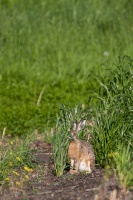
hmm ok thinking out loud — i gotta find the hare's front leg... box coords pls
[70,160,80,174]
[74,160,80,173]
[70,159,75,174]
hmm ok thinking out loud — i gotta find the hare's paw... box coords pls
[70,169,78,174]
[70,169,75,174]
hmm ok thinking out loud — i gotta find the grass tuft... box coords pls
[113,144,133,192]
[52,104,89,176]
[88,56,133,167]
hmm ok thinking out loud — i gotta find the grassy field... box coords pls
[0,0,133,135]
[0,0,133,194]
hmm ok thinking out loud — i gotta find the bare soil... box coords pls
[1,140,133,200]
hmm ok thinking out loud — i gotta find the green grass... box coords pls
[113,144,133,192]
[52,105,71,176]
[1,0,133,135]
[89,56,133,166]
[0,134,34,186]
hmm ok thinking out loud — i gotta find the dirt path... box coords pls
[1,141,133,200]
[25,141,103,200]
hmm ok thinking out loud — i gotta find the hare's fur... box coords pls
[68,120,95,174]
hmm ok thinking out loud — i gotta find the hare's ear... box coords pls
[71,121,77,131]
[76,119,86,132]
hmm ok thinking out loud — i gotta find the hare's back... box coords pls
[79,140,94,155]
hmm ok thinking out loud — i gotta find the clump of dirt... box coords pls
[1,140,133,200]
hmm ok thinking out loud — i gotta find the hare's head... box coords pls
[70,120,86,139]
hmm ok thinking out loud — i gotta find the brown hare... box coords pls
[68,120,95,174]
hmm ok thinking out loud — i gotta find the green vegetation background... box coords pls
[0,0,133,135]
